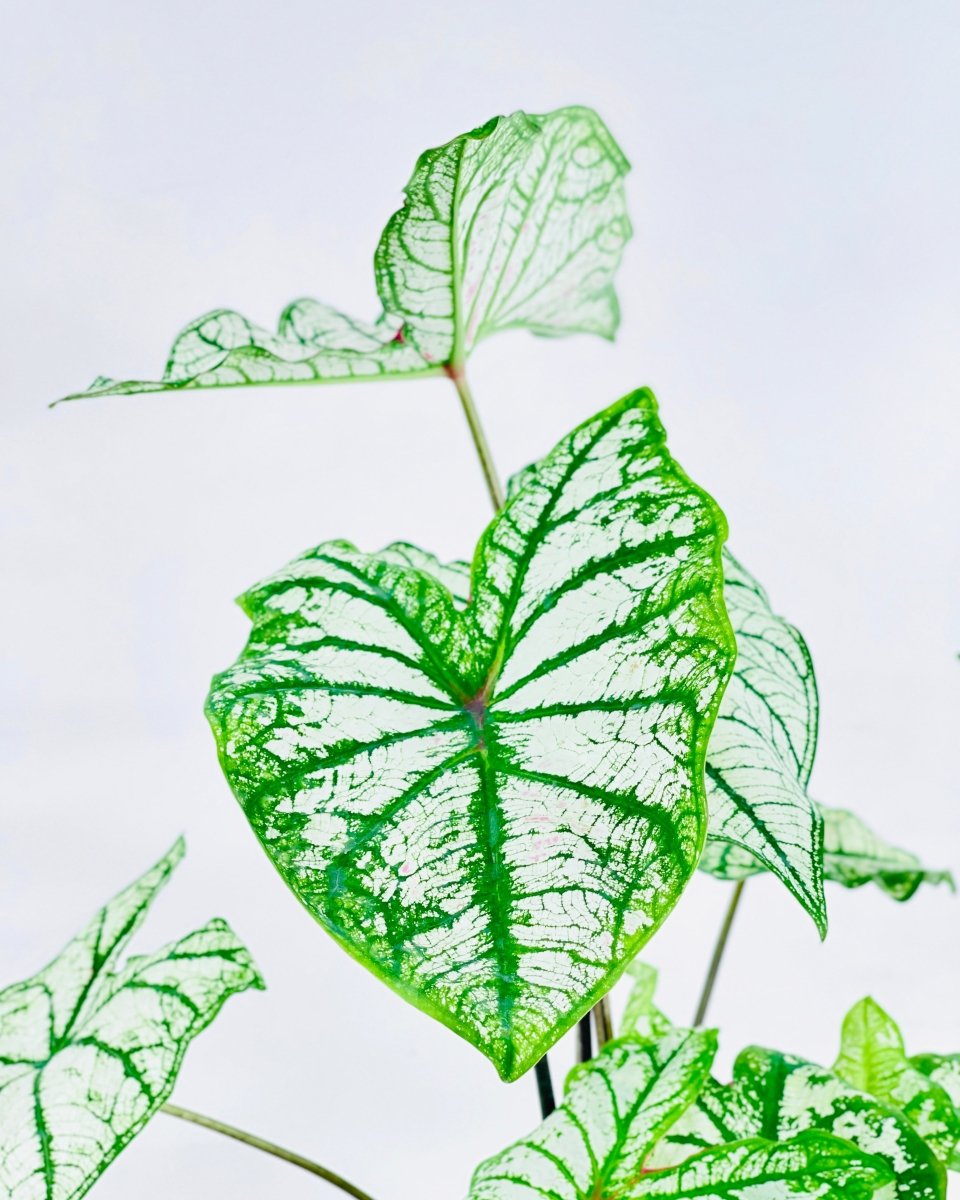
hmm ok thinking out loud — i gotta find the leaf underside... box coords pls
[54,107,631,404]
[700,551,826,934]
[205,389,735,1079]
[0,841,263,1200]
[834,998,960,1166]
[698,802,952,902]
[651,1043,946,1199]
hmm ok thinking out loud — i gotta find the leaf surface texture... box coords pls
[205,389,735,1078]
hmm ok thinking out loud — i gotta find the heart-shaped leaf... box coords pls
[698,803,952,902]
[635,1132,892,1199]
[465,1029,718,1199]
[650,1044,945,1199]
[0,840,263,1200]
[701,551,826,933]
[54,107,631,404]
[834,998,960,1165]
[205,389,735,1079]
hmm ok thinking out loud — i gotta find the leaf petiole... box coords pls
[446,365,505,511]
[693,879,746,1026]
[162,1104,379,1200]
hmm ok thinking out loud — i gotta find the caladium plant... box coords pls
[35,102,954,1199]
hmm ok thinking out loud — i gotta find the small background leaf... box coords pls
[698,802,952,902]
[0,842,263,1200]
[834,998,960,1165]
[701,550,826,934]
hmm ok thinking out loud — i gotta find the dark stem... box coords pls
[693,880,746,1026]
[592,996,614,1048]
[534,1057,556,1118]
[447,365,505,511]
[161,1103,378,1200]
[576,1013,593,1063]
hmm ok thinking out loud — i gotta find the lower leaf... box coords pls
[466,1030,717,1199]
[635,1131,892,1198]
[0,842,263,1200]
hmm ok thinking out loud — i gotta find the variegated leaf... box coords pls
[912,1057,960,1171]
[650,1045,945,1199]
[54,107,630,404]
[0,841,263,1200]
[698,803,952,903]
[205,389,735,1079]
[635,1132,892,1198]
[702,551,825,934]
[466,1030,717,1199]
[834,998,960,1165]
[427,511,829,932]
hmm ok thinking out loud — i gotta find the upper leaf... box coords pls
[701,551,826,934]
[54,107,631,404]
[465,1029,718,1199]
[834,998,960,1166]
[634,1132,892,1199]
[205,389,735,1079]
[698,803,952,902]
[0,841,263,1200]
[651,1044,946,1199]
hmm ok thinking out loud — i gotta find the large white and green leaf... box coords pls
[466,1029,717,1199]
[698,803,951,902]
[652,1045,946,1199]
[834,998,960,1166]
[54,107,631,404]
[635,1132,892,1198]
[0,841,263,1200]
[701,551,826,934]
[205,389,735,1079]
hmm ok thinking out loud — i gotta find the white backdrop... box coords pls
[2,2,958,1197]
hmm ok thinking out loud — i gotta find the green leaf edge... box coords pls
[205,387,736,1081]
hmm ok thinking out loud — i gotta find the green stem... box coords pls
[161,1103,379,1200]
[693,880,746,1027]
[447,365,505,511]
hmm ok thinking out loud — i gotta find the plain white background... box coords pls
[2,2,958,1197]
